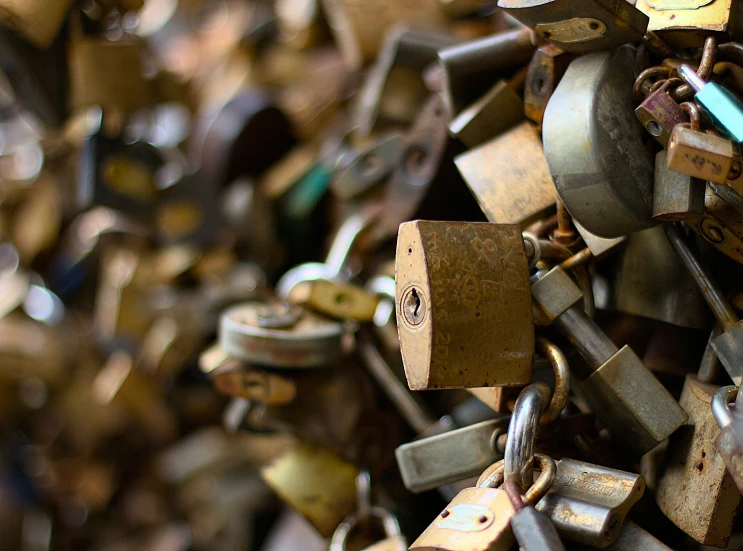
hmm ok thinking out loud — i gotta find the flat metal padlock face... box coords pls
[219,300,345,368]
[655,376,740,547]
[69,37,148,112]
[455,121,556,227]
[410,487,516,551]
[666,125,735,185]
[543,47,656,238]
[320,0,448,69]
[0,27,68,128]
[395,417,509,493]
[449,80,525,149]
[535,458,645,547]
[636,0,739,48]
[331,134,404,200]
[78,131,163,216]
[155,172,222,247]
[0,0,73,49]
[260,442,359,537]
[652,150,706,222]
[597,226,709,329]
[497,0,648,54]
[291,280,381,322]
[437,29,534,117]
[396,221,533,390]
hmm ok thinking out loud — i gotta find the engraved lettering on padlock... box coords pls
[396,221,533,390]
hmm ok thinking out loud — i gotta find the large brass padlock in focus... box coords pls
[396,221,534,390]
[497,0,649,53]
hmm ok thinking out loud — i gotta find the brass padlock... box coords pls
[69,36,149,112]
[290,279,381,322]
[524,44,574,127]
[448,80,524,149]
[655,376,740,547]
[212,368,298,406]
[0,0,73,49]
[667,103,737,185]
[497,0,649,53]
[635,79,688,147]
[260,442,360,537]
[396,221,533,390]
[636,0,740,49]
[410,455,556,551]
[455,121,557,227]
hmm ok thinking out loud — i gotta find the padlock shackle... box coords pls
[536,338,570,424]
[712,385,738,429]
[504,382,550,490]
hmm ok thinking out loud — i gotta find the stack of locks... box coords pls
[3,0,743,549]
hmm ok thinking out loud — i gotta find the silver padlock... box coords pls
[543,47,656,238]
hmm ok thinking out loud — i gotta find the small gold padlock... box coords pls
[410,455,556,551]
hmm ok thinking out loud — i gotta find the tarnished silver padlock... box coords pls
[543,47,656,238]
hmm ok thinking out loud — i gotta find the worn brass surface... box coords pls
[396,221,533,390]
[456,122,556,228]
[656,376,740,547]
[637,0,739,48]
[260,442,359,537]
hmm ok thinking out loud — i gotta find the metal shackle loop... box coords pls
[712,385,738,429]
[536,338,570,425]
[504,382,551,491]
[476,454,556,506]
[329,506,402,551]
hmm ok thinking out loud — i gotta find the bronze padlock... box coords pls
[396,221,533,390]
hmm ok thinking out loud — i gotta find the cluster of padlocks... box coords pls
[3,0,743,549]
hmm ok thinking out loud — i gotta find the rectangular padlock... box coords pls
[655,376,740,547]
[438,29,534,116]
[497,0,649,53]
[535,458,645,548]
[455,121,557,228]
[410,485,517,551]
[635,83,688,147]
[570,520,673,551]
[396,221,534,390]
[395,418,508,493]
[636,0,741,49]
[260,442,359,537]
[524,44,574,127]
[667,124,735,185]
